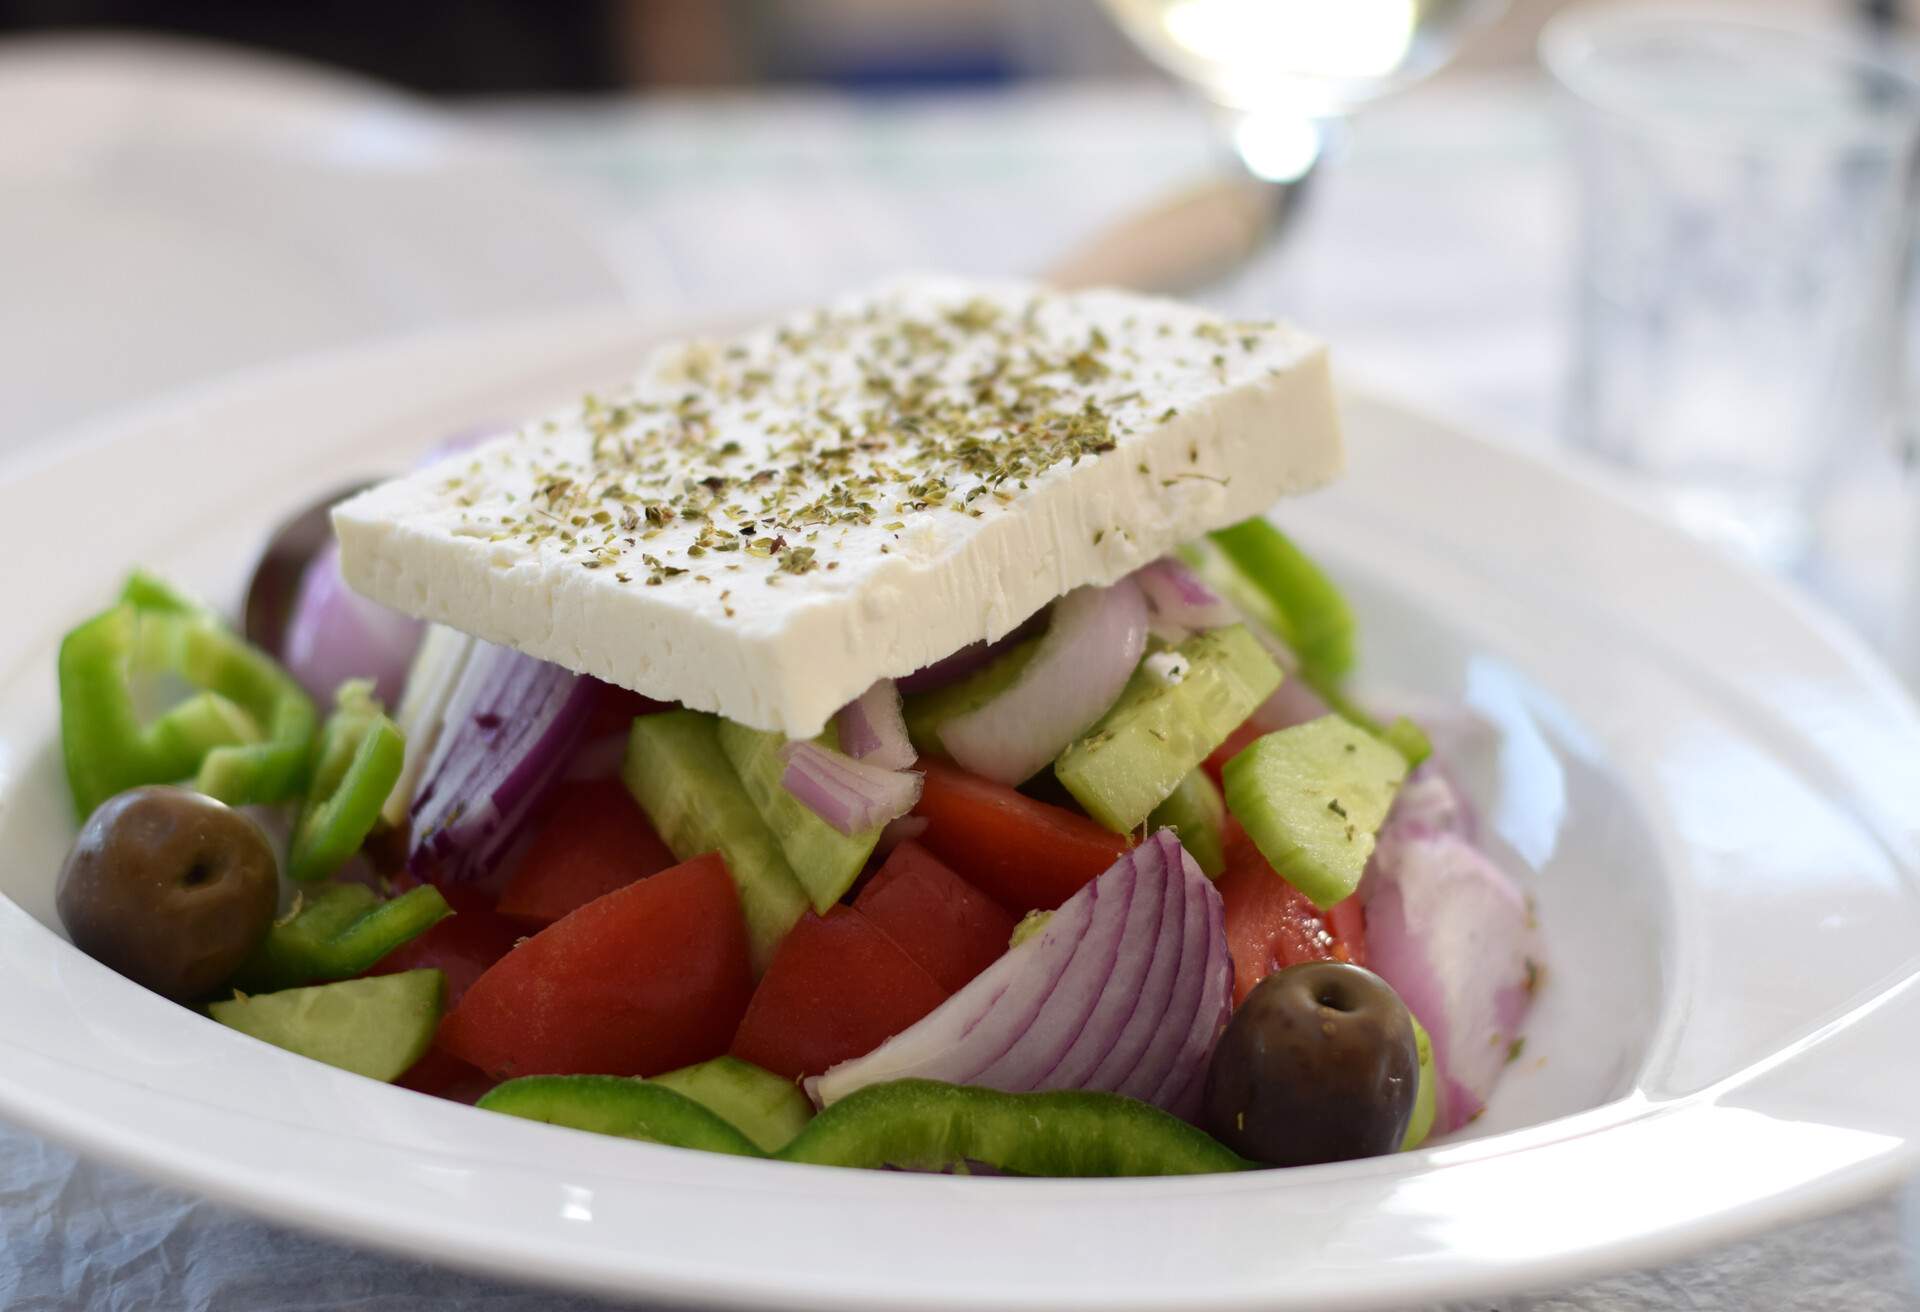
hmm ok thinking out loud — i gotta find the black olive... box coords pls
[57,786,279,1001]
[1203,961,1418,1167]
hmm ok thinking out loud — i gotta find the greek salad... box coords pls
[50,283,1537,1176]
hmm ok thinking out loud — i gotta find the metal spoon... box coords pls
[240,481,375,656]
[1043,166,1314,296]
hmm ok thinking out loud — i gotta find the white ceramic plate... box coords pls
[2,310,1918,1311]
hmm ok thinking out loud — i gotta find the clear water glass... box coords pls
[1543,5,1920,565]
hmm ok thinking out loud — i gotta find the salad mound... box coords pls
[50,507,1538,1175]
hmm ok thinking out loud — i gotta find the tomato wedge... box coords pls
[854,840,1015,992]
[1218,821,1367,1006]
[730,905,949,1082]
[912,759,1130,915]
[496,779,677,925]
[440,852,752,1080]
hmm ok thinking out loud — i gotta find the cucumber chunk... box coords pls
[651,1055,814,1153]
[211,969,442,1082]
[1148,768,1227,878]
[478,1074,765,1157]
[902,638,1039,758]
[623,710,808,973]
[717,720,881,914]
[1054,624,1280,834]
[1221,715,1407,909]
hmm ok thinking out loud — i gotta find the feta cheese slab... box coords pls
[334,276,1342,737]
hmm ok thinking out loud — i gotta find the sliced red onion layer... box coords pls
[835,680,915,771]
[282,540,424,708]
[940,581,1149,786]
[1246,673,1332,733]
[781,740,922,837]
[1363,830,1535,1134]
[1133,557,1238,642]
[808,829,1232,1122]
[407,641,596,887]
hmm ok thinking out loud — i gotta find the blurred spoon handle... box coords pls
[1042,173,1301,294]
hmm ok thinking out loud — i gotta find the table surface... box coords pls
[2,43,1916,1310]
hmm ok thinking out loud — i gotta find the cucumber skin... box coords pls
[716,721,880,915]
[778,1080,1250,1176]
[623,710,809,974]
[652,1055,814,1153]
[1054,624,1281,834]
[1402,1017,1436,1151]
[1220,714,1407,909]
[479,1075,764,1158]
[1148,769,1227,878]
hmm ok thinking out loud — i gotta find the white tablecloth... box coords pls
[2,49,1914,1310]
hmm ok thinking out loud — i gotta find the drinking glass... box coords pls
[1543,4,1920,565]
[1101,0,1509,182]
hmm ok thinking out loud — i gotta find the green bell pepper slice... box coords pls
[118,568,218,620]
[777,1081,1252,1176]
[59,602,316,820]
[232,882,451,993]
[1208,518,1356,687]
[288,681,405,883]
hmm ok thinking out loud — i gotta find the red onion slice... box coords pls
[940,581,1149,786]
[282,540,424,708]
[1134,557,1238,642]
[780,740,922,837]
[807,829,1230,1121]
[1364,831,1535,1134]
[407,641,595,887]
[835,680,915,771]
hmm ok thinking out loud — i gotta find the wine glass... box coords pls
[1102,0,1509,181]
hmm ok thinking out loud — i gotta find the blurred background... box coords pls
[4,1,1920,1307]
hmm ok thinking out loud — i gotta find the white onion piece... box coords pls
[380,625,477,828]
[1364,831,1535,1134]
[808,830,1231,1121]
[407,642,596,887]
[940,581,1149,786]
[1134,557,1238,642]
[1381,763,1476,843]
[873,814,930,857]
[835,679,915,771]
[282,540,424,709]
[780,741,922,837]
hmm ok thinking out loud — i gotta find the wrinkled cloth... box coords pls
[1,1118,1911,1310]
